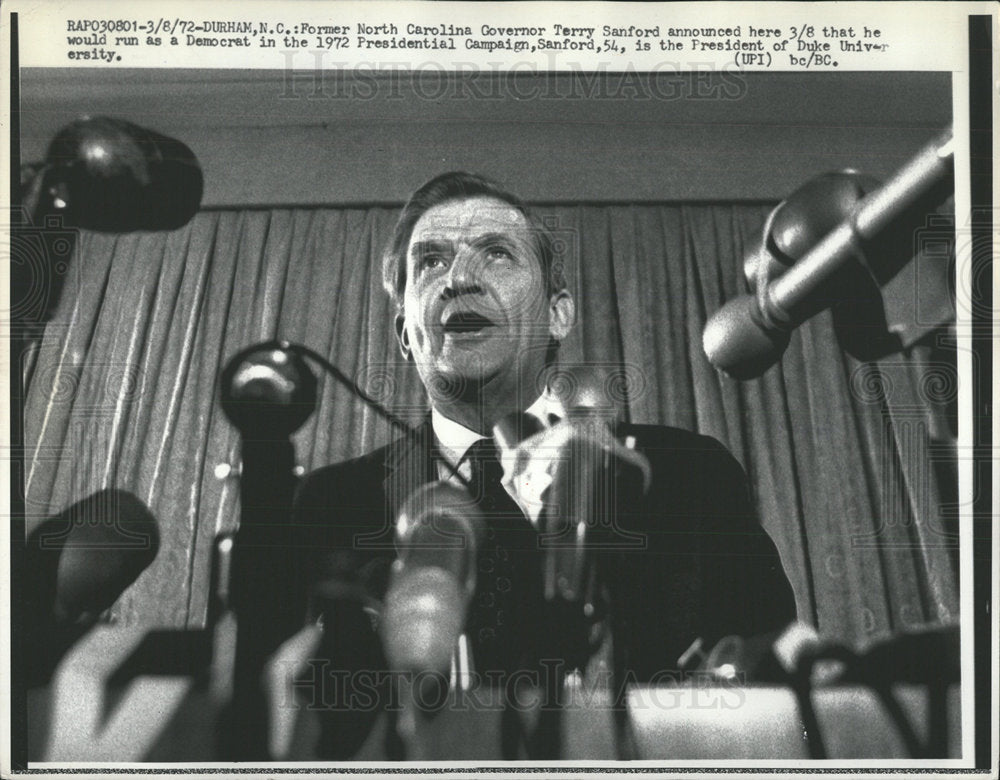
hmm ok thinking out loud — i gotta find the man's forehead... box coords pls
[409,196,530,242]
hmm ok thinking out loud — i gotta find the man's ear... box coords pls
[395,313,412,361]
[548,290,576,341]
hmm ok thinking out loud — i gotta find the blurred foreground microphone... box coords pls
[22,115,203,232]
[493,369,651,671]
[15,116,203,326]
[24,489,159,685]
[703,127,954,379]
[381,482,484,679]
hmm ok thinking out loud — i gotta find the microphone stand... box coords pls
[221,436,304,759]
[219,347,316,759]
[217,340,422,759]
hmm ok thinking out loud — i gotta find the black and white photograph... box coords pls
[2,1,995,774]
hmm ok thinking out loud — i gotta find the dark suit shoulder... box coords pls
[296,442,393,499]
[291,441,401,544]
[616,422,747,491]
[617,422,737,457]
[609,422,797,667]
[292,440,404,598]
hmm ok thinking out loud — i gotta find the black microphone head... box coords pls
[744,171,881,294]
[38,489,160,623]
[220,343,318,437]
[44,115,203,232]
[702,295,791,380]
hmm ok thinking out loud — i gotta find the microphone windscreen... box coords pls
[45,116,203,232]
[220,344,318,437]
[702,295,791,380]
[547,364,622,419]
[381,482,483,675]
[380,567,466,676]
[49,489,159,621]
[394,482,482,591]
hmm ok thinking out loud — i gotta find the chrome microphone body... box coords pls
[703,127,954,379]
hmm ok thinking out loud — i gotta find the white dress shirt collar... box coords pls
[431,392,560,473]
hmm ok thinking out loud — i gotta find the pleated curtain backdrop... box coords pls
[22,204,959,647]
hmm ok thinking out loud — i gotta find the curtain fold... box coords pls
[23,203,959,646]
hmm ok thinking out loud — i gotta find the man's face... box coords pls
[396,195,573,399]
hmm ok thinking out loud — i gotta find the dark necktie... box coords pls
[463,438,544,675]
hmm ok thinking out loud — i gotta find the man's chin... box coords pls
[436,344,501,378]
[422,361,502,406]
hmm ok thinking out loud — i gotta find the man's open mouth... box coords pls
[442,311,496,335]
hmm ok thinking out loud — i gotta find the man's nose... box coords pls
[442,246,484,296]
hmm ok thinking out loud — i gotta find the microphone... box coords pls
[218,342,318,759]
[492,377,651,672]
[221,340,416,438]
[25,489,159,683]
[491,393,652,760]
[703,127,954,379]
[28,489,159,624]
[380,482,484,678]
[14,116,203,327]
[216,339,418,758]
[220,342,318,440]
[24,115,203,232]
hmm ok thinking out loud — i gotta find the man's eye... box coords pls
[420,254,448,270]
[486,246,514,261]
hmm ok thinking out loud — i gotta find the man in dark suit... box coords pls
[292,171,795,757]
